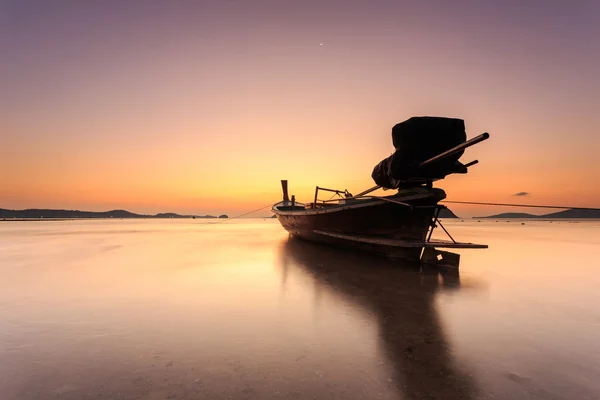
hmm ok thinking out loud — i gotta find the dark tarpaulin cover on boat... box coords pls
[372,153,400,188]
[372,117,467,188]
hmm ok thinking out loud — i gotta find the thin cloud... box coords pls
[512,192,530,197]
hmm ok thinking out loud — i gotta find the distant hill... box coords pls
[155,213,190,218]
[477,212,538,219]
[438,208,459,218]
[476,209,600,219]
[0,208,219,219]
[542,209,600,219]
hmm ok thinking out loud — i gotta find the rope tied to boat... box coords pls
[205,203,275,224]
[441,200,600,211]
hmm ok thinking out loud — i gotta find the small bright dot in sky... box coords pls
[320,43,323,46]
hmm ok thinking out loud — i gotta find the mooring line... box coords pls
[203,198,599,224]
[441,200,600,211]
[205,203,275,224]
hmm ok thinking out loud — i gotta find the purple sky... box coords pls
[2,0,600,215]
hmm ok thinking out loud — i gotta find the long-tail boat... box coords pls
[272,116,490,263]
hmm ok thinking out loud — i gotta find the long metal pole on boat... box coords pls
[419,132,489,168]
[354,185,381,198]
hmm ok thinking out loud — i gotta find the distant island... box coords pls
[0,208,228,220]
[438,208,459,218]
[475,209,600,219]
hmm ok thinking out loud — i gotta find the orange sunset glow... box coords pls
[3,1,600,217]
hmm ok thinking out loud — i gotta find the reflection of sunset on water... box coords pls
[1,219,599,399]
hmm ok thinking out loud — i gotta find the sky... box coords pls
[2,0,600,217]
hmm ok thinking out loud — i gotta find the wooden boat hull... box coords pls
[273,188,445,261]
[272,126,491,261]
[281,229,425,261]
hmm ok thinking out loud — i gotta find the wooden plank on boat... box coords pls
[313,230,488,249]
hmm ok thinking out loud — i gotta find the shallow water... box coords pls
[1,219,599,399]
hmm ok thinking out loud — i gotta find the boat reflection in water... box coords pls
[278,237,476,400]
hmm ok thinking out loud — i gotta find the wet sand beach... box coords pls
[1,219,599,399]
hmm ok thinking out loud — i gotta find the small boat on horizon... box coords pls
[272,116,490,264]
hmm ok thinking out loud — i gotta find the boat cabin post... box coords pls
[281,180,290,202]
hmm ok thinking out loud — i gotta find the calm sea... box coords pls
[1,219,599,400]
